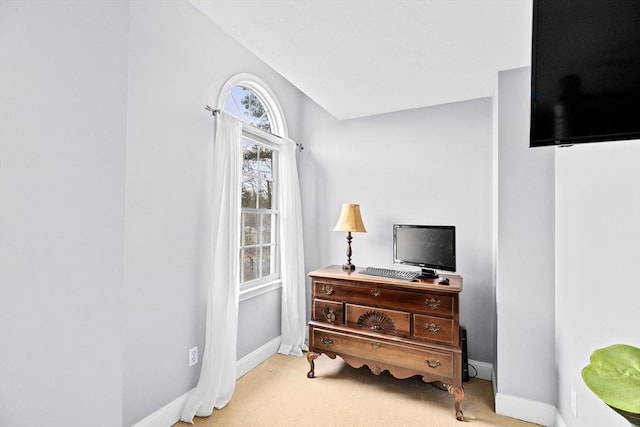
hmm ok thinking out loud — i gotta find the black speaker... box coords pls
[460,326,469,382]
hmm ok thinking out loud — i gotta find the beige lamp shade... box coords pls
[333,203,367,233]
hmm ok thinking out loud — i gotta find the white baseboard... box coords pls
[468,359,492,381]
[491,365,498,396]
[555,410,568,427]
[495,392,557,427]
[131,336,281,427]
[130,390,192,427]
[236,336,281,378]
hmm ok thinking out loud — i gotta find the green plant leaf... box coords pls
[582,344,640,414]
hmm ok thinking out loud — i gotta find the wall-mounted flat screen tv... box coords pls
[530,0,640,147]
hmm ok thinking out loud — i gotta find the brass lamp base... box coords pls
[342,262,355,272]
[342,231,356,272]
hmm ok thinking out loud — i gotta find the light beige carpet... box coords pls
[174,353,540,427]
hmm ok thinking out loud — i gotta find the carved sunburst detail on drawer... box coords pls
[356,311,397,334]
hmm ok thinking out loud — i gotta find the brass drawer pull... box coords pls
[324,308,336,323]
[425,359,441,369]
[370,342,381,349]
[425,298,441,309]
[321,284,334,295]
[371,288,382,297]
[425,322,441,334]
[320,336,334,346]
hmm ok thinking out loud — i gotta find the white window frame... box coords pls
[219,74,288,301]
[238,125,282,300]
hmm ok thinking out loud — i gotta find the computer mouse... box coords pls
[438,277,450,285]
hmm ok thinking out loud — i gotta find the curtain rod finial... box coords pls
[205,105,220,116]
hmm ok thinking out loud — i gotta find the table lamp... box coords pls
[333,203,367,271]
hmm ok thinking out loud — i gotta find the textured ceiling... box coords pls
[190,0,533,120]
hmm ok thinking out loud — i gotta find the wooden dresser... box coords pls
[306,265,465,421]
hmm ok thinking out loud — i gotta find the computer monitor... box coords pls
[393,224,456,278]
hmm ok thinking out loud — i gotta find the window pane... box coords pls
[261,214,275,244]
[258,179,272,209]
[243,143,259,174]
[224,86,249,120]
[258,119,271,133]
[246,92,260,120]
[261,246,274,277]
[242,213,259,245]
[243,90,271,132]
[241,247,259,282]
[257,147,273,209]
[241,176,257,208]
[224,86,272,133]
[258,147,273,180]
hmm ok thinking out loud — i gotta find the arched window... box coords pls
[219,74,287,298]
[219,73,287,138]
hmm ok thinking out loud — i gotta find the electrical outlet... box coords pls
[571,387,578,418]
[189,346,198,367]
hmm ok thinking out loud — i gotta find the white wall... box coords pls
[496,66,640,427]
[494,67,557,425]
[555,140,640,427]
[122,1,304,425]
[300,97,495,363]
[0,2,129,426]
[0,1,306,426]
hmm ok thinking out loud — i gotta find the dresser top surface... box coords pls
[309,265,462,293]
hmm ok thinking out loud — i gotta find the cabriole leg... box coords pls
[443,384,465,421]
[306,352,320,378]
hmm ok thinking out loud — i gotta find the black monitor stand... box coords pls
[417,268,438,279]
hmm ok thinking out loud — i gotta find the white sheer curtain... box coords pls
[181,112,242,423]
[277,138,308,356]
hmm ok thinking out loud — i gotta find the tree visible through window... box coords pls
[224,86,271,133]
[241,142,277,283]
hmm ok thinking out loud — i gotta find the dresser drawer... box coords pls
[313,278,455,317]
[310,327,454,379]
[413,314,456,346]
[312,299,344,325]
[313,279,350,300]
[345,304,410,337]
[394,292,455,317]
